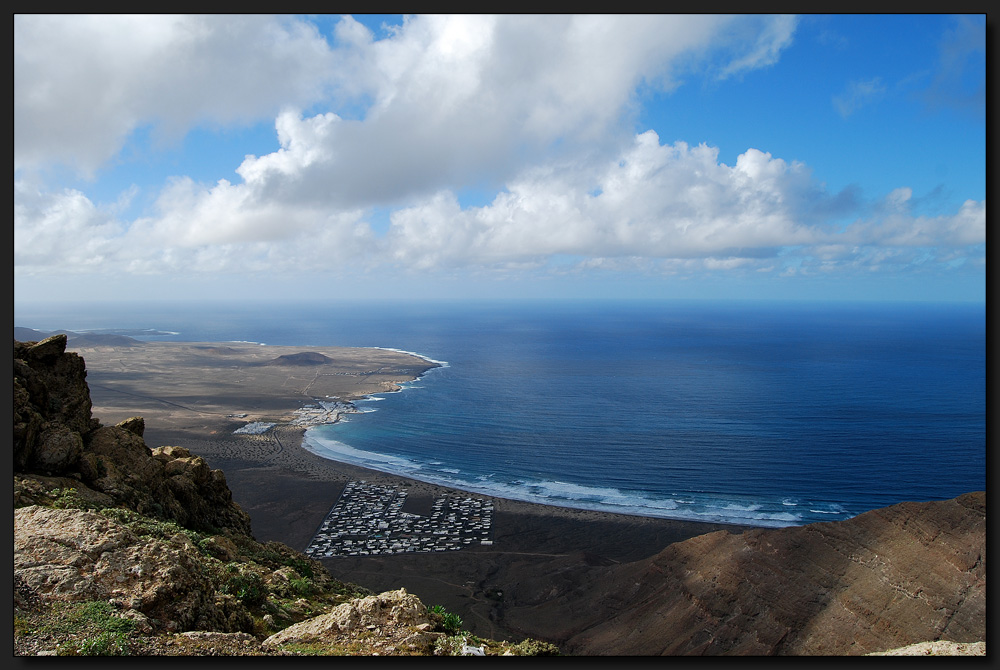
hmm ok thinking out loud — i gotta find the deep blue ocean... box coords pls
[15,299,985,527]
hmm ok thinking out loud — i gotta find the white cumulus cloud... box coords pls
[13,14,984,294]
[15,14,335,175]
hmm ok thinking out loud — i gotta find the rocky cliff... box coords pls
[15,334,253,536]
[13,335,557,657]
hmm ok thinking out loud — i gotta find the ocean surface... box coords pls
[15,299,985,528]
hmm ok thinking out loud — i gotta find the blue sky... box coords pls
[14,14,986,304]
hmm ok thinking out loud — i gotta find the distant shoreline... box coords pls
[60,337,749,537]
[45,334,753,642]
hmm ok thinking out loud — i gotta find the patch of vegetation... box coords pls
[29,601,134,638]
[282,556,315,580]
[233,539,329,581]
[289,577,315,597]
[433,634,472,656]
[62,630,133,656]
[219,563,267,607]
[98,506,209,552]
[432,631,561,657]
[16,600,137,656]
[428,605,463,635]
[506,638,561,656]
[277,642,333,656]
[50,487,102,511]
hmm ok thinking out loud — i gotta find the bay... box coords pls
[15,299,985,527]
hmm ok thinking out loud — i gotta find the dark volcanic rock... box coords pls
[14,335,94,471]
[265,351,334,366]
[14,336,253,537]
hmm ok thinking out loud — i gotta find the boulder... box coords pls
[263,588,433,649]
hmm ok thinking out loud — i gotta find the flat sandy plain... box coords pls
[69,339,749,643]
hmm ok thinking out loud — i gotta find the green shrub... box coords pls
[99,507,206,547]
[51,487,101,511]
[429,605,463,635]
[219,564,267,607]
[510,638,561,656]
[442,612,463,635]
[289,577,314,597]
[68,631,133,656]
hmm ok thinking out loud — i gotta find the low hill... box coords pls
[64,333,141,347]
[263,352,335,366]
[14,327,52,341]
[14,327,141,348]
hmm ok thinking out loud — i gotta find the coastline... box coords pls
[71,338,754,642]
[141,419,754,643]
[148,422,751,558]
[70,336,753,553]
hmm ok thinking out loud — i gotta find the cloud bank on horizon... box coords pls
[14,14,986,302]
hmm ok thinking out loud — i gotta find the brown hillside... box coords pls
[523,492,985,655]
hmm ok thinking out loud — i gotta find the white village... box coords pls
[304,480,494,558]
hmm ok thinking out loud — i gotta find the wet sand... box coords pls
[73,340,751,643]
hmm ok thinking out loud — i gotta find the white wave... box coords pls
[719,503,762,512]
[373,346,449,368]
[302,431,423,474]
[301,431,833,528]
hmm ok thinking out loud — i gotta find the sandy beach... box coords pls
[72,339,751,643]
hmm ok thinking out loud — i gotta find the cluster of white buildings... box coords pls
[232,421,277,435]
[304,480,494,558]
[289,400,355,427]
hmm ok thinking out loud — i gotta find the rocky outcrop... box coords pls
[14,506,249,634]
[868,640,985,656]
[522,491,985,656]
[14,335,95,471]
[14,335,252,536]
[263,589,442,654]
